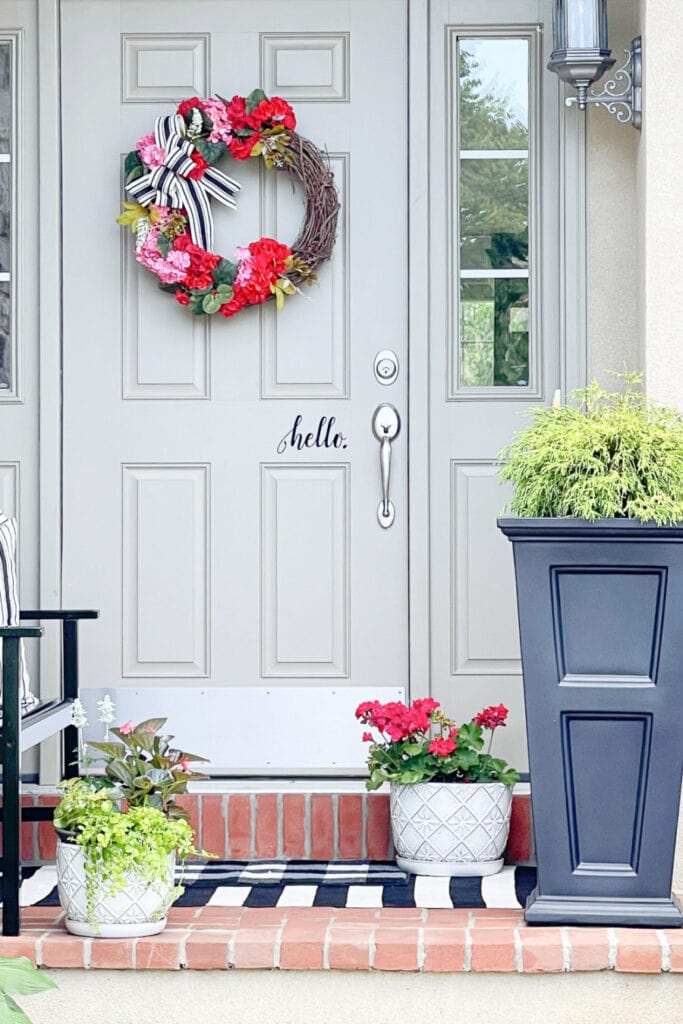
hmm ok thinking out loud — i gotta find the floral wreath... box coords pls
[118,90,339,318]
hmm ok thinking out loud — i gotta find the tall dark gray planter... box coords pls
[498,517,683,927]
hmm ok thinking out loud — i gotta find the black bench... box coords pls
[0,610,98,935]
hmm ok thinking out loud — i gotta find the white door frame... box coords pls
[36,0,588,779]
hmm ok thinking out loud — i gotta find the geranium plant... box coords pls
[355,698,519,790]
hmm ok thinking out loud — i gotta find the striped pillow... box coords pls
[0,514,36,710]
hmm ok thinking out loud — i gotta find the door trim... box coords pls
[407,0,431,698]
[38,0,62,780]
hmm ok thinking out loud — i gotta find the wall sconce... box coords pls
[548,0,642,129]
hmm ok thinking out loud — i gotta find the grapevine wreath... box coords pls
[118,90,339,318]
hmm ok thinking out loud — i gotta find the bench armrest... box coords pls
[0,626,43,638]
[20,610,99,621]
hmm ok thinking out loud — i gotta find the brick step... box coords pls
[1,905,679,973]
[15,789,533,865]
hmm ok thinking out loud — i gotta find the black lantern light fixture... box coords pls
[548,0,642,129]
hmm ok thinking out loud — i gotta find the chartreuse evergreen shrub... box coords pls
[498,372,683,524]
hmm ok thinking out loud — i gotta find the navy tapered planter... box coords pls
[499,517,683,927]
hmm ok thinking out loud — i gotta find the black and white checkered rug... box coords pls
[6,862,536,910]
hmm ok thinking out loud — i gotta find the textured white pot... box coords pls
[56,839,176,938]
[390,781,513,876]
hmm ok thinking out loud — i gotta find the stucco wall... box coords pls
[637,0,683,408]
[586,0,640,384]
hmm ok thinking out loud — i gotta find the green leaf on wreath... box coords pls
[202,293,222,315]
[156,232,172,258]
[124,150,143,177]
[158,282,179,294]
[212,259,237,287]
[125,164,145,185]
[215,284,234,304]
[245,88,268,114]
[195,138,227,165]
[188,295,207,315]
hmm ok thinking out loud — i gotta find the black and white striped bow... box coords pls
[126,114,240,251]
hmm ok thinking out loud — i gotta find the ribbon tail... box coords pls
[125,172,157,207]
[202,167,241,209]
[176,177,212,250]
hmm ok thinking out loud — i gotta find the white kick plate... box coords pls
[79,686,405,776]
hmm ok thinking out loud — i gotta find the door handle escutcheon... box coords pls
[372,404,401,528]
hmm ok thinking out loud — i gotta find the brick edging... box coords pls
[3,907,680,973]
[12,791,534,865]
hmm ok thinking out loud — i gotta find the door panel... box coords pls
[429,0,563,771]
[60,0,408,773]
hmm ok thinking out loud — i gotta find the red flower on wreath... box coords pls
[224,95,248,131]
[247,97,296,131]
[220,291,248,318]
[187,151,210,179]
[173,234,221,292]
[177,96,206,118]
[229,133,261,160]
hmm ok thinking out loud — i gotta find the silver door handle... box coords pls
[372,404,401,528]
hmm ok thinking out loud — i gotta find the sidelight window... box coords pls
[453,34,536,392]
[0,38,13,393]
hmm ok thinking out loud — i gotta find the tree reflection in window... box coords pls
[457,40,531,389]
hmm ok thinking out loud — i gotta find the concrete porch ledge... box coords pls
[2,905,681,974]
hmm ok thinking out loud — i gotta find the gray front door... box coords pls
[59,0,409,773]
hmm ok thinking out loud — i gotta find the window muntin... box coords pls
[454,35,533,391]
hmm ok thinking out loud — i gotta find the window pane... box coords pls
[459,278,529,388]
[460,157,528,269]
[0,281,10,390]
[0,42,10,154]
[459,38,528,150]
[0,162,10,274]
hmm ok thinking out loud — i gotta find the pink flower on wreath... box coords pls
[428,737,456,757]
[136,229,189,285]
[136,133,165,169]
[474,704,509,730]
[119,721,135,735]
[362,732,374,743]
[203,98,234,145]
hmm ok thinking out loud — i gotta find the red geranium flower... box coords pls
[229,133,260,160]
[428,737,456,757]
[173,234,221,292]
[174,290,190,306]
[224,95,248,131]
[187,151,210,180]
[474,704,509,730]
[177,97,206,119]
[220,290,248,318]
[247,96,296,131]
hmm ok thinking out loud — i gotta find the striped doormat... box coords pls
[6,862,536,910]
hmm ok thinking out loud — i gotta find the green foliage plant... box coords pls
[86,717,209,820]
[355,699,519,791]
[54,779,207,925]
[0,957,56,1024]
[498,372,683,524]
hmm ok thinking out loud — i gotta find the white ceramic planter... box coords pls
[56,839,176,937]
[390,781,513,876]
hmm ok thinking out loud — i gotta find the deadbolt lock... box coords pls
[374,350,399,386]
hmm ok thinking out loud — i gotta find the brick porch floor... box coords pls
[1,905,681,974]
